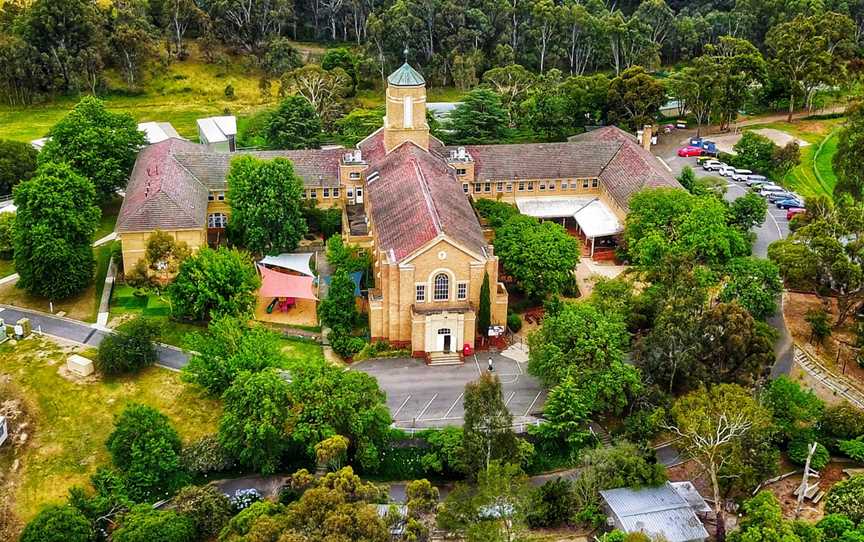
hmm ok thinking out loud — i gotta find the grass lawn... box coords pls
[742,118,844,200]
[0,259,13,278]
[94,197,122,241]
[279,336,325,366]
[0,337,221,524]
[0,241,117,322]
[108,283,204,348]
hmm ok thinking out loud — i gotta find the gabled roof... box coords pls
[365,142,487,262]
[117,138,210,232]
[577,126,681,212]
[464,141,621,182]
[197,116,236,143]
[600,482,709,542]
[387,63,425,86]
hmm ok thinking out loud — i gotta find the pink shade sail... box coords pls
[257,264,318,300]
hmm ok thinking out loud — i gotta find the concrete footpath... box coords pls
[0,304,189,370]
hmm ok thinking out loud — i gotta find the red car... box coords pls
[786,208,806,220]
[677,145,704,157]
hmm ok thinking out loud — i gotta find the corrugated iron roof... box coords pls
[600,482,709,542]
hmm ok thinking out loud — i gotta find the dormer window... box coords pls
[456,168,467,176]
[349,172,361,180]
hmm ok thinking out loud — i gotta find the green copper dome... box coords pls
[387,63,425,86]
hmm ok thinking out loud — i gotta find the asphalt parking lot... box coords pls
[353,352,546,430]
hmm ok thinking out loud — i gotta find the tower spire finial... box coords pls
[403,46,409,64]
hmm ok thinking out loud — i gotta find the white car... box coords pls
[731,169,754,181]
[760,185,788,197]
[718,165,738,176]
[702,160,724,171]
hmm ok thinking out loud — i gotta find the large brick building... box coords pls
[117,62,679,357]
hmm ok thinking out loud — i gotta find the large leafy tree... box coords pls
[447,88,510,144]
[39,97,146,201]
[172,485,233,540]
[461,373,520,477]
[732,131,777,173]
[206,0,293,55]
[482,64,536,126]
[265,95,323,149]
[106,403,188,502]
[182,316,287,395]
[279,64,351,126]
[112,505,196,542]
[219,368,292,475]
[13,162,100,299]
[494,215,579,300]
[702,37,765,131]
[760,375,824,441]
[317,267,357,333]
[669,384,772,541]
[728,192,767,232]
[606,65,665,130]
[834,102,864,200]
[20,505,93,542]
[719,257,782,320]
[286,361,392,470]
[167,247,260,321]
[727,492,812,542]
[624,188,749,268]
[0,139,37,196]
[227,156,307,255]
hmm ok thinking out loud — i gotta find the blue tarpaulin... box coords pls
[322,271,363,297]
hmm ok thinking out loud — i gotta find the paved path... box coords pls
[0,304,189,370]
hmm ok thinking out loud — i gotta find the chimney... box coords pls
[642,124,653,151]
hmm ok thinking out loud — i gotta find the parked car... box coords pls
[740,174,768,185]
[777,198,805,209]
[702,160,724,170]
[699,140,718,156]
[786,208,806,220]
[766,190,794,202]
[718,165,737,176]
[663,124,675,133]
[689,137,703,146]
[678,145,704,157]
[760,186,788,197]
[676,120,687,129]
[751,182,780,192]
[731,169,755,181]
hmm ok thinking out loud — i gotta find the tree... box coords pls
[109,3,157,88]
[265,96,323,150]
[261,37,302,77]
[772,142,801,178]
[665,65,717,136]
[183,316,287,395]
[728,192,767,232]
[20,505,93,542]
[153,0,207,59]
[733,132,777,173]
[437,461,531,542]
[321,48,358,88]
[206,0,292,55]
[227,156,307,255]
[113,505,195,542]
[727,492,809,542]
[825,475,864,524]
[314,435,349,471]
[835,103,864,199]
[820,404,864,442]
[719,257,782,320]
[482,65,535,126]
[286,361,391,470]
[478,272,491,337]
[39,96,146,201]
[461,373,520,477]
[335,108,384,145]
[760,376,824,441]
[624,188,749,268]
[531,375,592,458]
[703,36,766,131]
[677,166,697,193]
[219,369,292,475]
[766,13,856,122]
[0,212,15,259]
[280,64,351,126]
[668,384,772,541]
[167,247,260,321]
[527,478,576,528]
[96,316,161,375]
[0,138,37,196]
[172,485,233,539]
[607,66,665,130]
[494,215,579,300]
[448,89,510,144]
[13,162,100,299]
[318,268,357,333]
[106,403,188,502]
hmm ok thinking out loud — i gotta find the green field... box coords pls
[0,337,221,523]
[108,284,205,347]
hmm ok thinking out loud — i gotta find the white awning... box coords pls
[573,199,622,239]
[515,197,593,219]
[259,253,315,277]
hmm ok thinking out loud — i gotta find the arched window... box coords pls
[433,273,449,301]
[208,213,227,228]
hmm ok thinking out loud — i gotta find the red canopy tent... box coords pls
[257,264,318,300]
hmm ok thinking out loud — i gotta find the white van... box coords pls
[718,165,737,176]
[731,169,754,181]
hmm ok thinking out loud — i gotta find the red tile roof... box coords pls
[365,142,487,262]
[463,141,621,181]
[117,139,210,232]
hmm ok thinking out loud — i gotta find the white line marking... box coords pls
[473,354,482,375]
[393,395,411,419]
[417,393,438,420]
[443,393,463,419]
[504,391,516,407]
[656,156,673,172]
[524,391,543,416]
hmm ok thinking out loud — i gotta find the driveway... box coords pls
[659,141,794,376]
[352,353,546,429]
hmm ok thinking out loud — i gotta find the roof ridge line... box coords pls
[410,155,442,235]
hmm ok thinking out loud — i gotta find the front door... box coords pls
[437,328,452,352]
[355,188,364,204]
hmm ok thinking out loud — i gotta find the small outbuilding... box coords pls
[600,481,710,542]
[197,115,237,152]
[67,354,95,377]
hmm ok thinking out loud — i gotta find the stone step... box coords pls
[428,352,463,366]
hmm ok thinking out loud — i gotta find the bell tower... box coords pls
[384,61,429,152]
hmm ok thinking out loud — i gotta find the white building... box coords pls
[197,115,237,152]
[600,481,710,542]
[138,122,182,145]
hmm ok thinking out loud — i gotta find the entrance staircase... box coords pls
[427,351,463,366]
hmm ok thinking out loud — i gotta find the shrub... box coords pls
[788,437,830,470]
[838,437,864,462]
[824,474,864,523]
[329,330,366,359]
[20,505,92,542]
[0,212,14,259]
[507,312,522,333]
[96,317,161,376]
[229,489,262,512]
[527,479,576,528]
[181,435,234,475]
[173,485,232,539]
[113,505,195,542]
[806,308,832,344]
[420,427,465,477]
[821,404,864,442]
[473,199,519,229]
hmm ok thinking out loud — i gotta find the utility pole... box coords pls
[795,442,818,519]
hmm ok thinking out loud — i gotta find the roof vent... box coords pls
[367,171,380,183]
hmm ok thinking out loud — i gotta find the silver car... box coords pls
[703,160,725,171]
[731,169,754,181]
